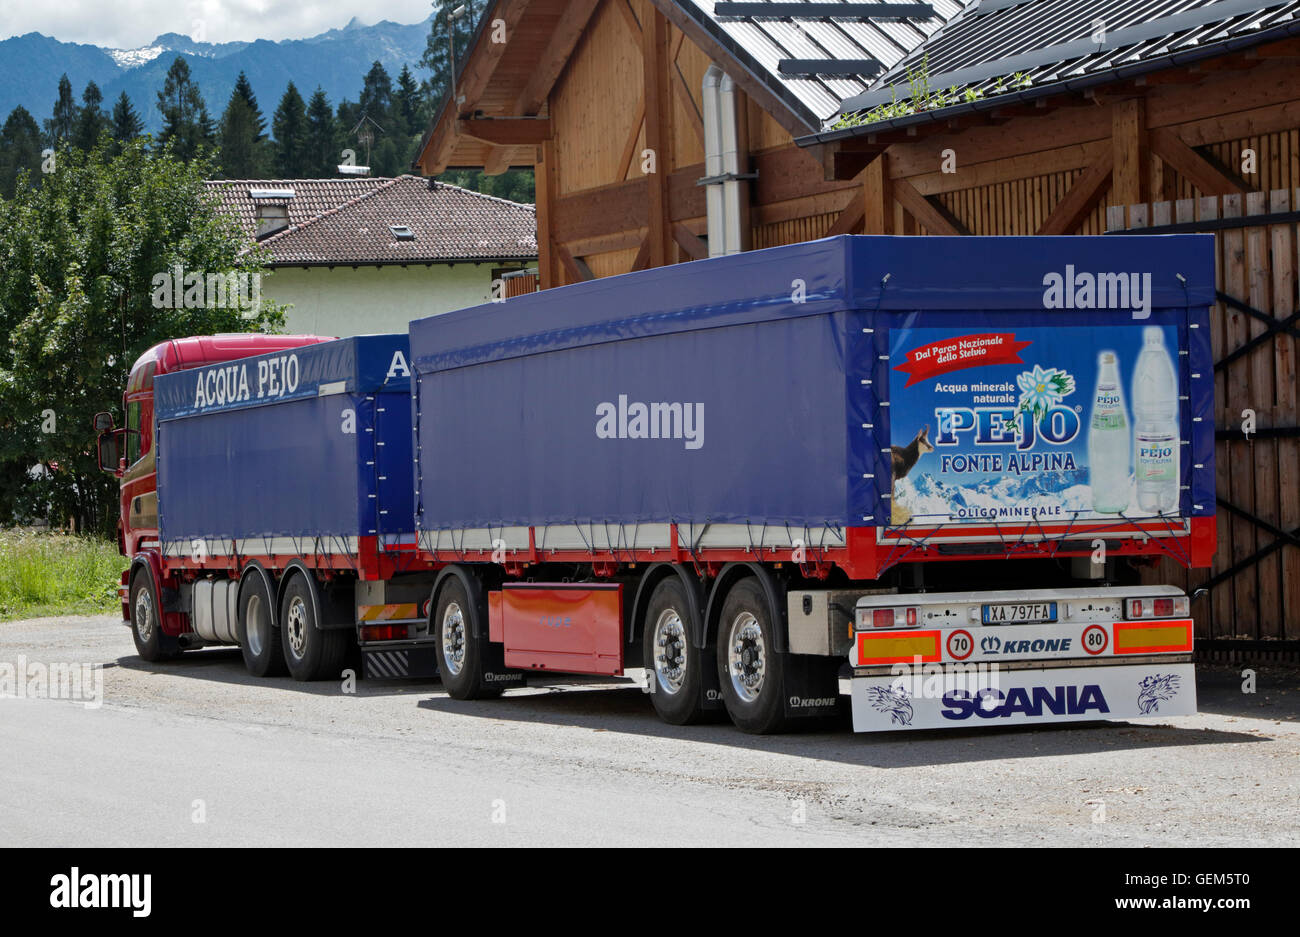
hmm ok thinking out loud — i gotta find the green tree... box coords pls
[271,82,308,176]
[72,81,108,151]
[218,73,270,177]
[157,56,214,160]
[438,168,534,204]
[359,60,394,127]
[45,74,78,144]
[394,64,423,136]
[231,72,267,139]
[0,140,284,534]
[304,87,337,177]
[0,106,44,199]
[110,92,144,143]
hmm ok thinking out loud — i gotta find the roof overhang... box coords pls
[801,11,1300,162]
[414,0,821,176]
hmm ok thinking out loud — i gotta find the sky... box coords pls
[0,0,438,49]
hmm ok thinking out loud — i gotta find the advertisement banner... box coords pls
[887,324,1183,526]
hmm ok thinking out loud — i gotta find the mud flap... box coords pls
[640,646,726,710]
[782,653,846,719]
[482,641,528,689]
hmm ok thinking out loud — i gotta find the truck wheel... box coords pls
[237,574,286,677]
[130,570,180,662]
[716,578,788,735]
[280,574,348,682]
[433,577,502,700]
[643,577,707,725]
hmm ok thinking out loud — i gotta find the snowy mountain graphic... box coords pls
[898,470,1094,521]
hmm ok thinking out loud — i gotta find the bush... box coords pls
[0,528,127,620]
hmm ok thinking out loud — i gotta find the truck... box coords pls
[96,234,1217,734]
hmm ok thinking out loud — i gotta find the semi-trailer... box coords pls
[96,235,1217,733]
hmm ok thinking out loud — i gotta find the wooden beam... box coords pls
[671,222,709,260]
[642,7,674,267]
[1111,97,1148,208]
[617,0,643,35]
[555,243,592,283]
[1036,153,1113,235]
[512,0,603,115]
[825,193,865,236]
[456,119,551,146]
[893,177,970,235]
[536,139,559,289]
[819,139,888,181]
[1149,126,1250,196]
[483,145,514,176]
[617,97,647,181]
[907,139,1109,196]
[553,179,649,244]
[630,237,651,272]
[862,153,893,235]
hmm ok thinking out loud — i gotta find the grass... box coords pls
[0,529,128,621]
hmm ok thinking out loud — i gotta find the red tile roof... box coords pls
[205,175,537,266]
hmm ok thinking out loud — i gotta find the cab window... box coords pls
[125,400,142,464]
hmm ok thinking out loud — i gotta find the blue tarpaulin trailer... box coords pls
[409,234,1217,578]
[154,334,415,562]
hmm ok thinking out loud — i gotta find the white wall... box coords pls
[264,263,508,337]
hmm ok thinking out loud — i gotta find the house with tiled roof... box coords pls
[205,175,537,336]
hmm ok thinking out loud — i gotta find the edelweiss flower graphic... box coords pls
[1016,365,1075,421]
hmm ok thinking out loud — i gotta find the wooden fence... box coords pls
[1107,191,1300,650]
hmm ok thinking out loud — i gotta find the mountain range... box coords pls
[0,15,434,133]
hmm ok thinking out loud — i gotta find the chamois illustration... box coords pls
[890,425,933,525]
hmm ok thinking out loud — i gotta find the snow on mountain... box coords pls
[106,46,165,69]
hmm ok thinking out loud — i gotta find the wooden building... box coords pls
[416,0,1300,649]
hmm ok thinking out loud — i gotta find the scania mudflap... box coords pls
[848,586,1197,732]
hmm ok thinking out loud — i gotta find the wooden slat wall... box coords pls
[1107,190,1300,642]
[933,169,1115,237]
[752,211,838,249]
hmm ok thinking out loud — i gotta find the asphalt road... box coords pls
[2,614,1297,847]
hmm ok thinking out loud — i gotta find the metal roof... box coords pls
[833,0,1300,128]
[676,0,968,125]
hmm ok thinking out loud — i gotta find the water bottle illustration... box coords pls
[1088,351,1130,514]
[1133,326,1180,512]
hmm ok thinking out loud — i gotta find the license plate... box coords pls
[982,602,1057,624]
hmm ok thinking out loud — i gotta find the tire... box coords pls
[715,578,788,735]
[129,569,180,662]
[237,573,286,677]
[643,577,709,725]
[279,573,348,682]
[433,577,502,700]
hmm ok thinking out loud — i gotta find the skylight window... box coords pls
[390,225,416,241]
[249,188,295,199]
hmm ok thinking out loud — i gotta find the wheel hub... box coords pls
[652,609,688,695]
[286,597,308,658]
[442,603,466,676]
[134,588,154,642]
[727,612,765,703]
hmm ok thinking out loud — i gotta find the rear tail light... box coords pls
[1126,596,1189,619]
[360,623,410,642]
[861,606,920,630]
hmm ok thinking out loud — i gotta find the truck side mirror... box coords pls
[93,411,114,432]
[97,431,121,475]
